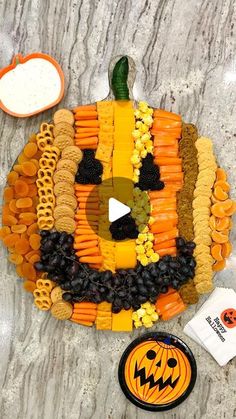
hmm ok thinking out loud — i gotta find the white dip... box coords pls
[0,58,62,115]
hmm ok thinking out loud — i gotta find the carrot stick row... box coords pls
[149,109,183,258]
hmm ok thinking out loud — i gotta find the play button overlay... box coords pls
[79,177,150,241]
[109,198,130,222]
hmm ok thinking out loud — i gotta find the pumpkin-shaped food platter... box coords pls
[1,56,235,331]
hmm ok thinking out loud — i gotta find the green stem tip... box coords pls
[111,56,129,100]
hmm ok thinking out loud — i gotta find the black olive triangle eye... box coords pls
[167,358,177,368]
[146,349,156,360]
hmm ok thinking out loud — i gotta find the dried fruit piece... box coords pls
[23,280,37,292]
[22,262,37,281]
[11,224,27,234]
[29,234,41,250]
[27,184,38,197]
[29,254,40,264]
[9,199,21,214]
[14,179,29,197]
[19,212,37,225]
[23,143,38,158]
[211,230,228,244]
[15,238,30,255]
[27,223,38,235]
[221,242,232,258]
[3,233,20,247]
[0,226,11,239]
[211,243,223,261]
[13,164,23,174]
[16,264,24,277]
[3,187,14,203]
[8,253,24,265]
[16,197,33,209]
[22,161,37,177]
[2,214,18,226]
[18,153,28,164]
[7,171,19,185]
[212,260,226,271]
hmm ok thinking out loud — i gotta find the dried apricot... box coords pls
[23,143,38,158]
[8,253,24,265]
[214,180,230,193]
[15,238,30,255]
[211,243,223,261]
[29,133,37,143]
[29,234,41,250]
[27,223,38,235]
[22,161,37,177]
[2,205,14,218]
[216,217,230,231]
[3,233,20,247]
[29,254,40,264]
[14,179,29,197]
[209,215,216,230]
[3,187,14,203]
[11,224,27,234]
[19,176,37,185]
[0,226,11,239]
[225,201,236,216]
[18,153,28,164]
[7,171,19,185]
[2,214,18,226]
[19,212,37,225]
[221,242,232,258]
[23,280,37,293]
[30,159,39,170]
[27,184,38,197]
[211,203,225,218]
[20,232,29,240]
[25,249,39,262]
[9,199,21,214]
[32,196,39,207]
[16,264,24,277]
[16,197,33,209]
[13,164,23,175]
[216,168,227,182]
[22,262,36,281]
[214,186,228,201]
[211,230,228,244]
[212,260,226,271]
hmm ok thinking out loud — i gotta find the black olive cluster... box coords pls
[75,149,103,184]
[109,213,139,240]
[136,153,164,191]
[35,231,196,313]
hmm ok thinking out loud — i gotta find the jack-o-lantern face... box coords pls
[120,334,196,411]
[221,308,236,328]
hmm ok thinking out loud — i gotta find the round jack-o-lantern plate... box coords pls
[1,56,236,331]
[118,332,197,411]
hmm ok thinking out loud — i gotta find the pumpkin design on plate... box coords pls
[1,56,236,331]
[221,308,236,328]
[119,332,197,411]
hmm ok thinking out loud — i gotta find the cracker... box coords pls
[54,134,74,151]
[53,122,75,138]
[54,181,74,196]
[53,109,74,126]
[53,169,74,185]
[55,216,76,234]
[54,204,75,220]
[51,300,73,320]
[56,159,77,174]
[61,146,83,163]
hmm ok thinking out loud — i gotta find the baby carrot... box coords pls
[71,313,96,321]
[75,196,98,203]
[74,111,98,120]
[79,255,103,264]
[153,109,181,121]
[150,220,176,234]
[149,190,176,199]
[76,209,100,215]
[152,118,181,130]
[74,240,98,250]
[74,302,97,309]
[154,147,178,157]
[75,120,100,127]
[74,234,98,242]
[75,137,98,146]
[76,247,99,257]
[73,309,97,316]
[73,104,97,112]
[75,127,99,133]
[74,184,96,192]
[153,239,176,250]
[154,228,179,244]
[75,132,99,139]
[151,197,176,206]
[155,247,177,257]
[161,303,186,321]
[79,202,99,209]
[160,165,182,174]
[153,138,178,147]
[154,157,182,166]
[70,319,93,326]
[151,213,178,222]
[79,145,97,150]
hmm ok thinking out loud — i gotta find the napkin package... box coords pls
[184,287,236,366]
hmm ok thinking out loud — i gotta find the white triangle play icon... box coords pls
[109,198,130,222]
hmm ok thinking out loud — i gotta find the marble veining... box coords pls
[0,0,236,418]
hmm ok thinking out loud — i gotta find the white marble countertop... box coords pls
[0,0,236,418]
